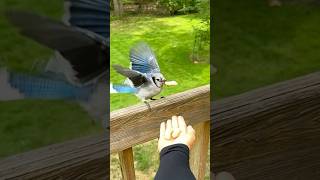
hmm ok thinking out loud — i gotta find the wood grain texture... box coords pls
[190,121,210,180]
[111,85,210,153]
[119,148,136,180]
[0,133,108,179]
[211,71,320,180]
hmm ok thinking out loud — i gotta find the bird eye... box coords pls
[156,79,160,81]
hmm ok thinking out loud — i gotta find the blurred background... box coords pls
[211,0,320,178]
[0,0,102,159]
[212,0,320,99]
[109,0,210,179]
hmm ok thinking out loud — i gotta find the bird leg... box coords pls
[150,97,165,100]
[144,101,152,111]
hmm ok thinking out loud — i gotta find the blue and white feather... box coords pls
[110,83,137,94]
[0,69,93,101]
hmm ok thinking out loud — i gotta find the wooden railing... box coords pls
[0,134,109,179]
[211,71,320,180]
[1,71,319,180]
[111,85,210,179]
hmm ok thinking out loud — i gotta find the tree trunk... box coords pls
[113,0,123,16]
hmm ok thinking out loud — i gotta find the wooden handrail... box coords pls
[0,134,108,179]
[211,71,320,179]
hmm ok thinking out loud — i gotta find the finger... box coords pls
[178,116,187,132]
[172,116,179,130]
[187,125,195,136]
[171,116,180,138]
[159,122,165,138]
[172,129,181,138]
[165,119,172,140]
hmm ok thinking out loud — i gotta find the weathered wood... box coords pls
[119,147,136,180]
[0,133,108,180]
[190,121,210,180]
[110,85,210,153]
[211,71,320,180]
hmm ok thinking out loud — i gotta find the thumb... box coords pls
[187,125,195,136]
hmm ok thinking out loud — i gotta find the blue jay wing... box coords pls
[6,72,93,101]
[130,42,161,73]
[65,0,109,38]
[6,11,109,83]
[113,65,148,87]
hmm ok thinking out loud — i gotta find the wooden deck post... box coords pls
[190,121,210,180]
[119,147,136,180]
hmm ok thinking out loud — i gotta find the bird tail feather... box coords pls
[1,70,93,101]
[110,83,136,94]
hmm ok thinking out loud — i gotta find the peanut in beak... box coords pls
[164,81,178,86]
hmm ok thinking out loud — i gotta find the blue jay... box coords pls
[2,0,109,124]
[111,43,177,102]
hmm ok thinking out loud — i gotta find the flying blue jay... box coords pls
[111,43,177,103]
[1,0,109,124]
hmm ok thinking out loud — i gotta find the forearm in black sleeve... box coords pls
[154,144,196,180]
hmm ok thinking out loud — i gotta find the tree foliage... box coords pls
[157,0,200,15]
[192,0,210,62]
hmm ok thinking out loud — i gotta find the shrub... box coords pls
[157,0,200,15]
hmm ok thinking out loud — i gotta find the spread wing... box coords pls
[129,42,160,73]
[113,65,148,87]
[6,10,108,83]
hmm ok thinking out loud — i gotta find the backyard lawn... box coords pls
[110,15,210,111]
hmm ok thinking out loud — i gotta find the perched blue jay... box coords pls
[111,43,177,102]
[1,0,109,124]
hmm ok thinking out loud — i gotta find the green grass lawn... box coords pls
[110,15,210,111]
[0,0,102,158]
[110,14,210,179]
[212,0,320,99]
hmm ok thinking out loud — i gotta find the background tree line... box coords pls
[111,0,209,16]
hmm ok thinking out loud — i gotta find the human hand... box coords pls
[158,116,196,152]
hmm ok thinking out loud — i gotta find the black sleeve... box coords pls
[154,144,196,180]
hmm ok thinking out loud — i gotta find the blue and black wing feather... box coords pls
[66,0,109,38]
[113,65,148,87]
[130,42,161,73]
[6,7,109,83]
